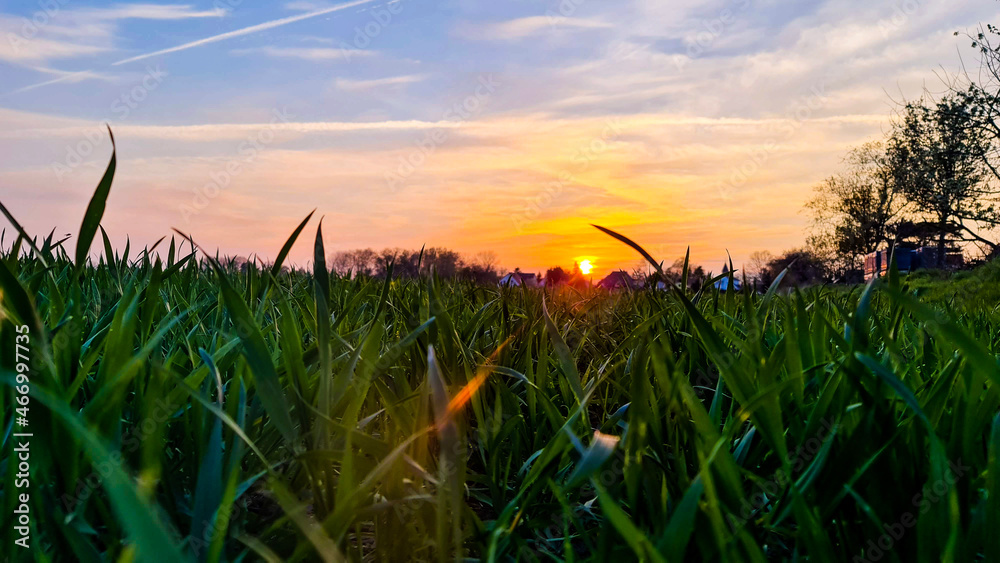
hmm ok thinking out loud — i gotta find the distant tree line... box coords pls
[330,248,501,284]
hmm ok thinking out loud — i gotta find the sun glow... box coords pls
[579,260,593,275]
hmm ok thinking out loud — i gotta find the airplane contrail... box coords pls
[13,72,94,93]
[112,0,378,66]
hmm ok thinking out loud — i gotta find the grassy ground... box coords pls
[1,144,999,562]
[904,258,1000,310]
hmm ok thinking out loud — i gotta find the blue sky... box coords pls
[1,0,997,274]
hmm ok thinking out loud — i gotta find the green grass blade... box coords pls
[75,126,116,270]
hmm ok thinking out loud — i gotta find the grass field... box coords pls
[2,146,1000,562]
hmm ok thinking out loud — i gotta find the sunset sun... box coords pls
[579,260,593,275]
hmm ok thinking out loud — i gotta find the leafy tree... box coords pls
[567,262,590,289]
[807,141,905,273]
[458,263,500,284]
[458,250,500,284]
[331,248,378,277]
[659,258,706,290]
[331,246,490,281]
[760,248,829,288]
[544,266,570,286]
[890,94,996,265]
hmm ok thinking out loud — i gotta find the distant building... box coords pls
[863,247,965,280]
[499,270,539,287]
[596,271,640,291]
[713,264,742,291]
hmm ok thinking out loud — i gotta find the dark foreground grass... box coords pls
[1,141,999,562]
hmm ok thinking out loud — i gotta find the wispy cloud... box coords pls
[458,16,613,41]
[335,73,427,90]
[0,13,113,63]
[283,1,334,10]
[0,118,466,142]
[83,4,227,20]
[0,3,228,82]
[112,0,379,65]
[297,35,337,44]
[230,46,372,62]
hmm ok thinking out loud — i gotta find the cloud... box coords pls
[458,16,613,41]
[230,46,371,61]
[0,15,111,63]
[335,73,427,91]
[112,0,379,65]
[0,2,229,93]
[283,1,335,10]
[0,35,108,63]
[0,4,227,63]
[0,102,909,272]
[84,4,227,20]
[0,118,466,142]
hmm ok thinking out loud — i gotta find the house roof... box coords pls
[499,271,539,286]
[714,264,741,290]
[597,271,638,289]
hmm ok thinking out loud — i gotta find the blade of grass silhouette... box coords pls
[76,125,116,272]
[591,224,662,274]
[270,209,315,278]
[0,200,49,268]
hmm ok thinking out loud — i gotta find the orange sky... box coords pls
[0,0,994,278]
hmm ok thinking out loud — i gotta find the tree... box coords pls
[945,26,1000,255]
[458,250,500,284]
[760,248,829,288]
[745,250,773,287]
[458,262,500,284]
[331,248,378,277]
[544,266,570,286]
[420,247,462,278]
[659,257,706,289]
[471,250,499,271]
[331,246,495,282]
[890,94,996,266]
[806,141,905,273]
